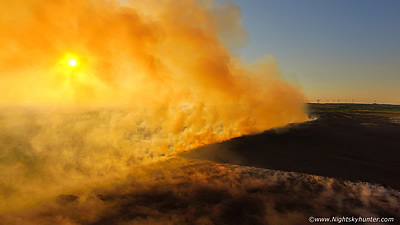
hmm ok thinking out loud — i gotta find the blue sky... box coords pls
[231,0,400,103]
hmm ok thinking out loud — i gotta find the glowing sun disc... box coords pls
[68,59,77,67]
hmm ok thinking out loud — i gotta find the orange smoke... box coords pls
[0,0,308,212]
[0,0,305,112]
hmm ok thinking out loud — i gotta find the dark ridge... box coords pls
[181,104,400,189]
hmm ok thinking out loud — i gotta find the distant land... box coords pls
[182,103,400,189]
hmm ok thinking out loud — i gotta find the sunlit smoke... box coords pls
[2,158,399,225]
[0,0,308,212]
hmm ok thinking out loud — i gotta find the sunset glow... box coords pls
[0,0,399,224]
[0,0,308,213]
[68,59,77,67]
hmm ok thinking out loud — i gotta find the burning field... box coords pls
[1,157,400,225]
[0,0,399,224]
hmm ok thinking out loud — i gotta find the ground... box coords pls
[1,104,399,225]
[182,103,400,189]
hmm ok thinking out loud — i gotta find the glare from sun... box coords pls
[68,59,77,67]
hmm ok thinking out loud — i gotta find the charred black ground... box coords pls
[181,103,400,189]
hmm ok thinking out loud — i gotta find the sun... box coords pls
[68,59,77,67]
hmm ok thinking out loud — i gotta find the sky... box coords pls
[232,0,400,104]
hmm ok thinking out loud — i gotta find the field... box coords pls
[1,104,399,224]
[183,103,400,189]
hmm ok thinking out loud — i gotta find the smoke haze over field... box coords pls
[2,158,399,225]
[0,0,307,213]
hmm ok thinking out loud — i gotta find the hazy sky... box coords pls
[232,0,400,104]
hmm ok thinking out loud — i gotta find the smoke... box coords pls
[0,0,307,212]
[1,158,399,225]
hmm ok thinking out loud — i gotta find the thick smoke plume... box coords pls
[0,0,307,212]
